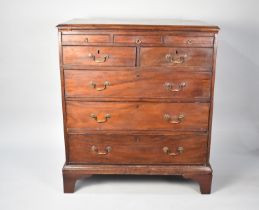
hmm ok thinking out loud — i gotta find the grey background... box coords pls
[0,0,259,209]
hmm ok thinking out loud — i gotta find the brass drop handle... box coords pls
[90,113,111,123]
[163,146,184,156]
[164,82,186,92]
[84,37,88,42]
[165,53,187,64]
[91,145,112,155]
[164,113,185,124]
[88,53,109,63]
[89,81,110,91]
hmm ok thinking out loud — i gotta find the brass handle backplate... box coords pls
[90,113,111,123]
[165,53,187,64]
[163,146,184,156]
[89,81,110,91]
[91,145,112,155]
[88,53,109,63]
[164,113,185,124]
[164,82,186,92]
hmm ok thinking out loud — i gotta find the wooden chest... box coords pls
[57,19,219,194]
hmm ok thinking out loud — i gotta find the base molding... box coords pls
[62,164,212,194]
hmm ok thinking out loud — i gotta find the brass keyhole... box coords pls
[135,137,140,142]
[136,39,142,44]
[187,40,192,44]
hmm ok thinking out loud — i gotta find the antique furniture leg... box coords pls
[183,171,212,194]
[63,168,92,193]
[63,172,77,193]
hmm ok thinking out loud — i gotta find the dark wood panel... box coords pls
[61,30,216,37]
[62,164,213,193]
[207,33,219,162]
[68,134,208,164]
[66,101,210,131]
[164,36,214,47]
[62,34,110,45]
[64,70,211,100]
[63,163,212,175]
[62,66,211,72]
[114,35,161,44]
[57,19,220,32]
[63,46,136,66]
[140,47,213,67]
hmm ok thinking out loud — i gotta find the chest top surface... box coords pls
[57,18,219,32]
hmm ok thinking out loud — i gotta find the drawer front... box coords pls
[62,34,110,44]
[114,35,161,44]
[66,102,209,131]
[68,134,207,164]
[164,36,214,47]
[64,70,211,100]
[63,46,136,66]
[140,47,213,67]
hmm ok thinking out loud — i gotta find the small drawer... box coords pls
[140,47,213,67]
[67,134,208,164]
[66,101,209,132]
[63,46,136,66]
[164,36,214,47]
[64,70,211,101]
[114,35,161,44]
[62,34,110,44]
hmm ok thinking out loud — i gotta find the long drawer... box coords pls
[140,47,213,67]
[63,46,136,66]
[64,70,211,101]
[67,134,208,164]
[66,102,209,132]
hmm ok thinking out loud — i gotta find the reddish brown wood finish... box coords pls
[62,164,213,193]
[183,173,212,194]
[57,19,219,32]
[66,101,209,131]
[63,46,136,66]
[114,35,161,44]
[63,172,92,193]
[64,70,211,101]
[58,19,219,194]
[67,134,207,164]
[62,34,110,44]
[140,47,213,67]
[164,35,214,47]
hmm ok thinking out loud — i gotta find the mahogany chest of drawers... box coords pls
[57,19,219,194]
